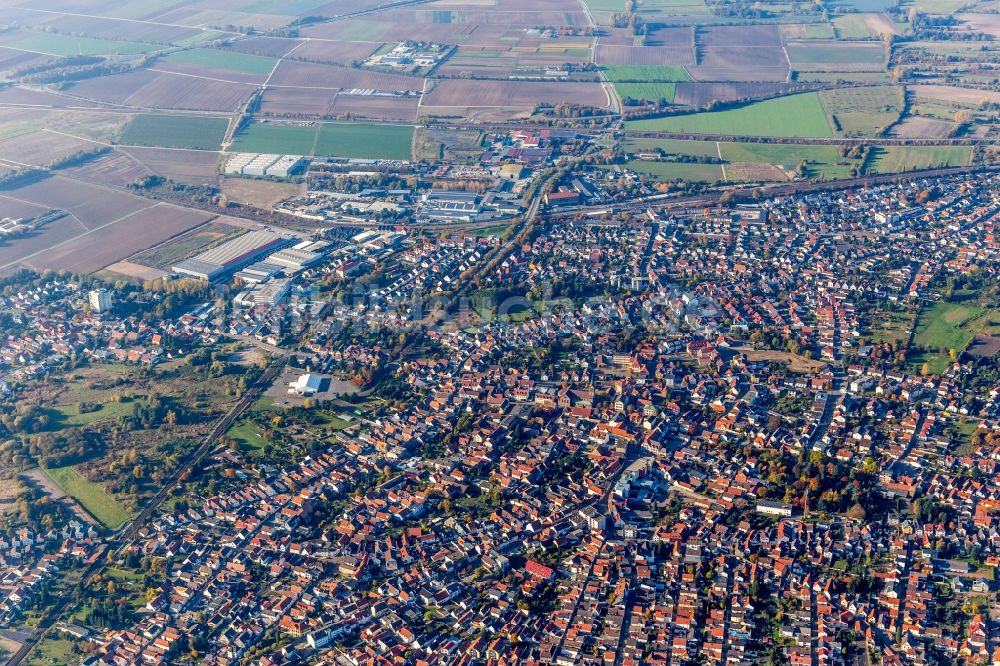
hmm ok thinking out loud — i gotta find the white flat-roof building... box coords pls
[288,373,323,396]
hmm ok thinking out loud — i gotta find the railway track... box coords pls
[4,355,289,666]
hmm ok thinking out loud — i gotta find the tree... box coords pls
[921,362,932,376]
[847,504,866,521]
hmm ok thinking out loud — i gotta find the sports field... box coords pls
[118,114,229,150]
[43,465,131,529]
[626,93,834,137]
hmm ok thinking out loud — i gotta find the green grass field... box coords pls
[160,47,277,75]
[616,83,680,103]
[118,114,229,150]
[624,139,857,180]
[616,160,724,181]
[626,93,834,137]
[231,122,413,159]
[226,420,267,450]
[315,123,413,160]
[624,137,721,157]
[868,146,972,173]
[230,123,318,155]
[600,65,691,82]
[819,85,903,136]
[8,33,157,56]
[719,142,856,179]
[914,301,997,352]
[832,14,873,39]
[42,465,131,529]
[43,402,134,430]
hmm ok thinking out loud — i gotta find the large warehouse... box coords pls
[172,230,295,281]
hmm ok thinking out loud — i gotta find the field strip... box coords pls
[149,68,258,87]
[14,7,242,35]
[716,141,727,181]
[41,128,111,147]
[0,202,164,271]
[117,144,220,153]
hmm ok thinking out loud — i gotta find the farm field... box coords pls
[614,160,724,181]
[818,85,903,136]
[785,41,885,70]
[315,123,413,160]
[600,65,691,82]
[231,122,413,159]
[118,114,229,150]
[159,47,278,75]
[603,64,692,103]
[5,32,158,56]
[120,146,221,185]
[626,93,834,137]
[718,142,856,179]
[230,123,317,155]
[867,146,972,173]
[624,137,720,157]
[42,465,131,529]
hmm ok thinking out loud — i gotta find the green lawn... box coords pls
[118,114,229,150]
[226,419,268,450]
[44,401,134,430]
[8,33,157,56]
[28,637,77,666]
[160,47,277,75]
[914,300,995,352]
[626,93,834,137]
[231,122,413,159]
[42,465,131,529]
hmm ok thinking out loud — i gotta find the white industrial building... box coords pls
[224,153,306,178]
[288,373,323,396]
